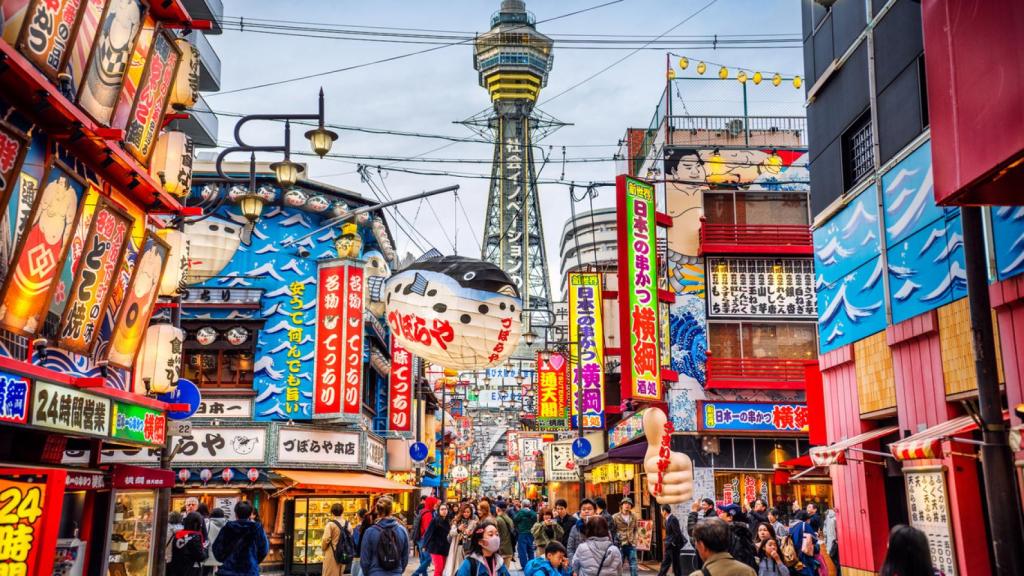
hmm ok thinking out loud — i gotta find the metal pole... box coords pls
[440,382,446,502]
[575,341,585,500]
[961,206,1024,574]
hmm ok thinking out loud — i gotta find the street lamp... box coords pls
[523,329,539,347]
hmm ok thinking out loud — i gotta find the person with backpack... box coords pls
[212,501,270,576]
[413,497,440,576]
[455,521,512,576]
[689,519,755,576]
[494,501,517,566]
[203,508,228,576]
[783,513,818,576]
[715,504,757,572]
[166,511,185,567]
[168,512,208,576]
[360,497,410,576]
[658,504,685,576]
[352,509,371,576]
[571,516,622,576]
[425,503,453,576]
[322,503,355,576]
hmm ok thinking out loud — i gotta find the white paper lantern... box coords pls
[184,217,242,282]
[257,185,277,203]
[283,189,307,207]
[227,185,249,203]
[200,183,219,202]
[247,468,260,483]
[167,38,199,110]
[149,131,194,197]
[221,468,233,483]
[306,195,329,213]
[156,228,190,296]
[226,326,249,346]
[199,468,212,484]
[178,469,190,483]
[196,326,217,345]
[133,324,185,394]
[384,256,522,370]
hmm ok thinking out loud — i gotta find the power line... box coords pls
[209,0,627,97]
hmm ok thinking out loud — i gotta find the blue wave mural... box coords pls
[816,256,886,354]
[991,205,1024,282]
[813,187,880,286]
[666,251,706,387]
[881,140,956,247]
[887,214,967,324]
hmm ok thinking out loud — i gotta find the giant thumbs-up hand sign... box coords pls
[643,407,694,504]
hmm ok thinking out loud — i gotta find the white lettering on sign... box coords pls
[707,257,816,318]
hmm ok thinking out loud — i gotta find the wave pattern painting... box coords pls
[816,256,886,354]
[813,188,880,285]
[886,215,967,324]
[667,251,707,388]
[991,205,1024,282]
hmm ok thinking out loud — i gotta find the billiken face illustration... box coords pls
[109,244,165,366]
[384,256,522,370]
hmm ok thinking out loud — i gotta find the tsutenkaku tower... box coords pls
[472,0,560,313]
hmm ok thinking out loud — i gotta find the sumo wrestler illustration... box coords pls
[79,0,142,123]
[108,239,167,367]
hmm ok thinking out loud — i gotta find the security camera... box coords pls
[297,247,310,258]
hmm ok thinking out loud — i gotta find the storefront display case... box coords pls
[285,495,370,575]
[107,491,157,576]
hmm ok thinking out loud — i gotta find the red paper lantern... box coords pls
[247,468,260,483]
[178,469,190,483]
[222,468,233,483]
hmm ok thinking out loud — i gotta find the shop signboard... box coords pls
[193,397,252,419]
[0,370,30,425]
[616,175,661,401]
[313,260,346,418]
[536,352,568,429]
[366,435,386,473]
[276,427,360,467]
[77,0,146,124]
[568,272,605,429]
[0,468,65,576]
[123,30,180,164]
[58,199,131,353]
[110,401,166,447]
[340,264,364,415]
[635,521,654,551]
[111,464,174,489]
[904,467,958,576]
[16,0,85,81]
[106,231,170,368]
[66,470,105,490]
[609,407,653,449]
[698,401,809,433]
[388,337,412,432]
[707,257,816,318]
[544,440,578,482]
[164,426,268,465]
[30,381,110,438]
[0,122,29,235]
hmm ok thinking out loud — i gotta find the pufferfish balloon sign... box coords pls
[384,255,522,370]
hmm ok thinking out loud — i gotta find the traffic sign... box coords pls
[158,378,201,420]
[572,437,592,458]
[410,441,429,462]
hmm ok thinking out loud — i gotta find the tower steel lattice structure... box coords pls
[469,0,565,317]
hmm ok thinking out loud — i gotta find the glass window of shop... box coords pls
[109,492,157,576]
[708,322,818,359]
[292,496,369,567]
[182,350,255,389]
[704,192,809,226]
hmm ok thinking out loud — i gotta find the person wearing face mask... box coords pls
[455,521,512,576]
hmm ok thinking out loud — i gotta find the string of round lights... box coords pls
[666,51,803,88]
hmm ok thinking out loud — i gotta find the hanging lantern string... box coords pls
[666,51,802,88]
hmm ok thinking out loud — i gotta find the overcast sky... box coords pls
[205,0,806,296]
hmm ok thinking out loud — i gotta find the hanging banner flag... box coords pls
[124,29,180,165]
[313,260,345,418]
[616,174,662,401]
[0,160,87,336]
[388,337,412,432]
[16,0,86,81]
[568,271,605,429]
[58,199,131,353]
[341,263,364,414]
[107,231,170,368]
[109,12,155,129]
[536,351,568,429]
[78,0,146,125]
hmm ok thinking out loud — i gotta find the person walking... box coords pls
[879,525,942,576]
[455,521,512,576]
[514,500,538,566]
[785,513,819,576]
[756,539,789,576]
[478,500,493,523]
[413,497,440,576]
[212,501,270,576]
[168,512,207,576]
[749,501,769,528]
[658,505,685,576]
[688,519,755,576]
[571,516,622,576]
[425,503,453,576]
[494,502,517,567]
[767,509,788,541]
[525,541,571,576]
[753,523,778,559]
[611,498,639,576]
[567,499,597,563]
[554,500,576,548]
[359,497,410,576]
[446,503,478,576]
[594,498,616,544]
[804,505,822,534]
[531,509,565,557]
[322,504,352,576]
[203,508,227,576]
[352,509,371,576]
[166,511,185,567]
[823,509,839,576]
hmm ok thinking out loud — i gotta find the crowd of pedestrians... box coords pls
[165,497,270,576]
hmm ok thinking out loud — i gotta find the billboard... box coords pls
[568,271,604,429]
[535,352,568,429]
[697,401,809,433]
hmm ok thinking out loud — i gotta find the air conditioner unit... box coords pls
[726,118,744,137]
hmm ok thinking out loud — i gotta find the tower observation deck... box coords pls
[470,0,564,318]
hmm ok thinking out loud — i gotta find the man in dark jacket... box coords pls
[360,497,410,576]
[495,501,517,565]
[594,497,616,544]
[658,504,684,576]
[212,501,270,576]
[716,504,757,571]
[513,500,538,565]
[554,499,575,547]
[748,499,769,527]
[686,498,716,539]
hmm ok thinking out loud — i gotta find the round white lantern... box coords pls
[221,468,233,483]
[283,189,307,207]
[247,468,260,483]
[167,38,199,110]
[133,324,185,394]
[149,130,194,197]
[178,469,190,483]
[184,217,242,282]
[199,468,212,484]
[156,228,190,296]
[384,256,522,370]
[226,326,249,346]
[196,326,217,346]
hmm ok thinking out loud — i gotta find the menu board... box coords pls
[707,257,816,318]
[904,467,957,576]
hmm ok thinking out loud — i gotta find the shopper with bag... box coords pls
[570,516,622,576]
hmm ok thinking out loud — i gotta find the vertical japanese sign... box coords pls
[313,261,344,418]
[536,352,568,429]
[109,13,155,130]
[107,231,169,368]
[388,337,412,432]
[65,0,108,94]
[340,264,364,415]
[905,467,958,576]
[78,0,144,125]
[58,199,130,353]
[124,30,180,165]
[568,272,605,429]
[0,469,64,576]
[617,174,661,401]
[285,280,309,417]
[0,123,29,238]
[16,0,85,81]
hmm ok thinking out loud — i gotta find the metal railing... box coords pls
[706,356,817,390]
[700,223,812,251]
[668,115,807,148]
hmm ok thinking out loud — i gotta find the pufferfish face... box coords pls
[384,256,522,370]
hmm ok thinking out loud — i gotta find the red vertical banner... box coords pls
[341,264,365,414]
[388,336,412,432]
[313,261,345,418]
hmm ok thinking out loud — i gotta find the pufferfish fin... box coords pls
[409,272,429,296]
[367,275,386,303]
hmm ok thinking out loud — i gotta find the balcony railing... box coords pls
[699,222,813,255]
[706,356,817,390]
[668,115,807,148]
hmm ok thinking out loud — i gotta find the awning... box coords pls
[890,414,980,461]
[275,470,416,493]
[773,454,829,485]
[809,426,899,466]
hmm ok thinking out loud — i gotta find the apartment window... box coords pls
[708,321,818,359]
[704,192,809,226]
[843,112,874,188]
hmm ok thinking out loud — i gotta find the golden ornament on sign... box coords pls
[737,71,748,83]
[793,75,803,89]
[696,61,707,75]
[772,73,782,86]
[678,56,689,70]
[719,66,729,79]
[753,71,763,85]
